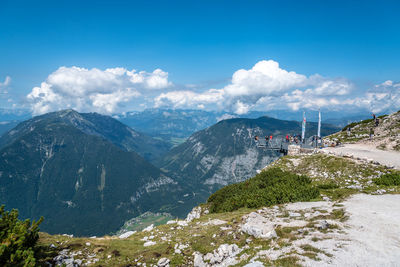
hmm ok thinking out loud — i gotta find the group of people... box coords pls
[254,134,302,144]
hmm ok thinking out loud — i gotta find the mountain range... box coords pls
[0,110,339,236]
[156,116,340,201]
[0,110,193,236]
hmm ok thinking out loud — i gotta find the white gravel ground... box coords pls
[325,194,400,267]
[322,144,400,169]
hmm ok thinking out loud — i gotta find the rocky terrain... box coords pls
[36,146,400,266]
[324,110,400,151]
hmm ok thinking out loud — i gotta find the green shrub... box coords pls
[373,172,400,186]
[207,168,319,213]
[317,182,339,190]
[0,206,43,267]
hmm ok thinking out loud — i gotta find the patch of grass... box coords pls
[274,256,302,267]
[317,182,339,190]
[322,188,358,201]
[330,209,348,222]
[301,244,323,254]
[301,252,320,260]
[208,168,319,213]
[373,172,400,186]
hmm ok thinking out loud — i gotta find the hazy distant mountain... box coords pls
[0,110,195,236]
[116,109,270,146]
[116,108,366,146]
[156,116,340,201]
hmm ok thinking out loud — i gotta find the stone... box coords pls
[193,252,206,267]
[177,220,188,226]
[318,220,330,230]
[142,224,154,232]
[240,212,277,239]
[322,196,330,201]
[289,212,301,217]
[119,231,136,239]
[244,261,265,267]
[185,206,202,222]
[157,257,170,267]
[143,241,156,247]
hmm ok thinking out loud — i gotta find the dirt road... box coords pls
[322,143,400,169]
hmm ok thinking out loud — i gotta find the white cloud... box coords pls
[0,76,11,93]
[355,80,400,113]
[27,66,171,115]
[152,59,354,114]
[223,60,307,97]
[154,89,225,109]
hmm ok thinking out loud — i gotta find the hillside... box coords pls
[34,151,400,266]
[157,116,339,201]
[325,110,400,151]
[0,110,196,236]
[0,109,171,162]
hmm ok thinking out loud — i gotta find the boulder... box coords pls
[185,206,202,222]
[240,212,276,239]
[157,257,170,267]
[119,231,136,239]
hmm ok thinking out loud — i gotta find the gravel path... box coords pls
[322,143,400,169]
[328,194,400,266]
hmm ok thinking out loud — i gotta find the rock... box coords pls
[157,257,170,267]
[142,224,154,232]
[201,244,241,265]
[85,242,91,246]
[322,196,330,201]
[244,261,265,267]
[50,243,57,248]
[177,220,188,226]
[246,238,252,244]
[143,241,156,247]
[289,212,301,217]
[119,231,136,239]
[347,184,363,190]
[185,206,202,222]
[240,212,277,239]
[318,220,330,230]
[193,252,206,267]
[62,234,73,238]
[166,220,177,224]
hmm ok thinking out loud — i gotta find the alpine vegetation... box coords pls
[207,168,320,213]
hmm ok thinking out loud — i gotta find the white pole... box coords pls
[301,111,306,142]
[317,110,321,138]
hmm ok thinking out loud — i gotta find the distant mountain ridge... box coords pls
[0,109,170,162]
[157,116,340,201]
[0,110,195,236]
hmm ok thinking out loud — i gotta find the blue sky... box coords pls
[1,0,399,115]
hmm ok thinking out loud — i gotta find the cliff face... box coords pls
[157,116,339,199]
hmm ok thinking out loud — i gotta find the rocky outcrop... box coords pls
[240,212,277,239]
[193,244,242,267]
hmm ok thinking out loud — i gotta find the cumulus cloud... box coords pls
[223,60,307,97]
[152,59,355,114]
[27,66,171,115]
[354,80,400,114]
